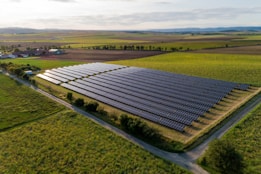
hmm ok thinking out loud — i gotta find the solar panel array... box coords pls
[37,63,250,132]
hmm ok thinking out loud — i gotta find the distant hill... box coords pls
[0,27,40,34]
[0,27,72,34]
[0,26,261,34]
[150,27,261,33]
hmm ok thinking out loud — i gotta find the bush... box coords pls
[85,101,99,112]
[120,114,158,139]
[110,112,118,121]
[202,139,244,174]
[67,92,73,101]
[120,114,129,128]
[97,107,108,116]
[74,98,84,107]
[31,79,36,85]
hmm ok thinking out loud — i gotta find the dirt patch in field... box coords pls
[193,45,261,55]
[40,49,165,62]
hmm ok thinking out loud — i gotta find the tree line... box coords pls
[82,45,188,52]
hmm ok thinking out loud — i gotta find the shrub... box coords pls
[85,101,99,112]
[97,107,108,116]
[74,98,84,107]
[110,112,118,121]
[67,92,73,101]
[120,114,129,128]
[120,114,159,139]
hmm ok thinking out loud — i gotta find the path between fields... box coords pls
[5,73,261,174]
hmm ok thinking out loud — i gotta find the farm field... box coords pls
[0,111,189,174]
[1,31,261,54]
[110,40,261,52]
[194,45,261,55]
[110,52,261,86]
[0,74,64,131]
[40,49,165,62]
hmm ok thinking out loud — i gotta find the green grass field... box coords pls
[0,74,64,131]
[0,58,81,70]
[0,73,189,173]
[110,52,261,86]
[0,111,189,174]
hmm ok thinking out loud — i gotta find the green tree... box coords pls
[74,98,84,107]
[14,68,23,76]
[120,114,129,128]
[85,101,99,112]
[203,139,244,174]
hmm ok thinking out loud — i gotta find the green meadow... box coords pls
[110,52,261,86]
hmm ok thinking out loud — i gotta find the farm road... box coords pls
[5,73,261,174]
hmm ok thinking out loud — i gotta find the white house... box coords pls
[48,49,64,55]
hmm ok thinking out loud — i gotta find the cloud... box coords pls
[23,7,261,29]
[68,7,261,25]
[9,0,21,2]
[155,1,173,5]
[49,0,76,2]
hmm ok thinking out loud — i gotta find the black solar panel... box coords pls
[37,63,250,132]
[36,74,61,85]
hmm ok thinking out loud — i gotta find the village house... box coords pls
[48,48,64,55]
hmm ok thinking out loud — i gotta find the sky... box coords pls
[1,0,261,30]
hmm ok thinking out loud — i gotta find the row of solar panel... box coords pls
[85,76,211,113]
[134,68,250,91]
[72,81,194,125]
[118,67,245,90]
[71,80,199,124]
[35,63,127,85]
[87,76,213,109]
[79,78,206,115]
[108,68,238,94]
[43,63,127,81]
[104,71,232,101]
[95,74,223,107]
[61,83,185,132]
[65,63,127,73]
